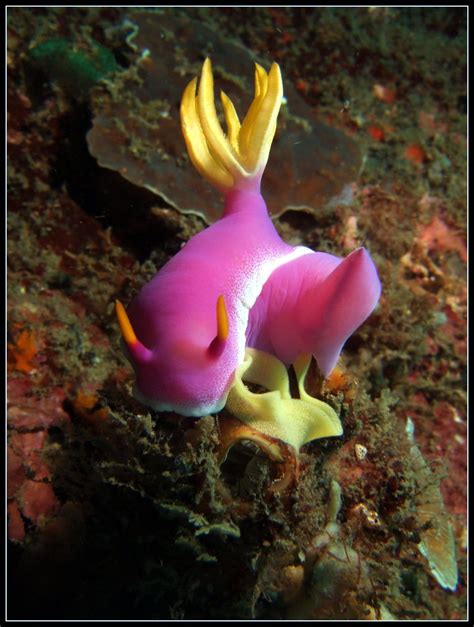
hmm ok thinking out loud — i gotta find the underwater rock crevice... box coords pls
[49,103,189,264]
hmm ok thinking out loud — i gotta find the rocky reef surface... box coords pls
[7,7,466,620]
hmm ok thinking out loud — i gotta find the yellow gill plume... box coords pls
[180,58,283,192]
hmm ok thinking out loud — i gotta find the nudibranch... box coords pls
[116,58,381,421]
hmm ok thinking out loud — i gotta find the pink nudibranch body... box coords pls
[127,188,312,416]
[247,247,381,375]
[117,58,381,417]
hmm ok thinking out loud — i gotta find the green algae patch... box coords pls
[28,37,120,96]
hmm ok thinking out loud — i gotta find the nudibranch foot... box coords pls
[225,348,342,453]
[292,353,343,433]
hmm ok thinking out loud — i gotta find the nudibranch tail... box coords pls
[180,58,283,193]
[115,300,152,363]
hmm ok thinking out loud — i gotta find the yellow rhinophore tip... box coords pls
[115,299,137,346]
[216,294,229,342]
[180,57,283,192]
